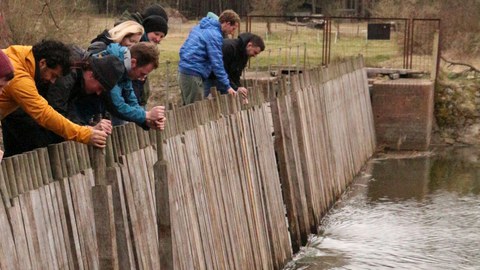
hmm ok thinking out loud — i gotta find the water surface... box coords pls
[285,146,480,270]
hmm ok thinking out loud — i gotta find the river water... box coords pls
[284,146,480,270]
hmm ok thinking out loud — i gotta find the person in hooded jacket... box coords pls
[178,9,240,105]
[204,33,265,99]
[115,4,169,107]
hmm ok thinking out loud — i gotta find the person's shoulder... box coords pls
[199,16,220,29]
[52,70,79,90]
[115,10,143,25]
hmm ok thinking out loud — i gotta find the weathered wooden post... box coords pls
[156,61,173,269]
[92,135,119,269]
[154,130,173,269]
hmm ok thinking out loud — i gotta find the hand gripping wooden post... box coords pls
[92,135,119,269]
[155,122,173,269]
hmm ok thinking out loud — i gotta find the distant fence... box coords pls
[0,57,375,269]
[246,15,440,79]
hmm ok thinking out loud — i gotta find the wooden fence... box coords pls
[0,57,375,269]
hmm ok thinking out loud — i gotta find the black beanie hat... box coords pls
[142,4,168,22]
[143,15,168,36]
[90,55,125,91]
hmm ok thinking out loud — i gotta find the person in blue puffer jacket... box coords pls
[93,42,165,130]
[178,9,241,105]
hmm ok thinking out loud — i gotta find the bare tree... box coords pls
[370,0,480,56]
[4,0,94,44]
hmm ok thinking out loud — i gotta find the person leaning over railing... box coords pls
[0,40,111,151]
[1,54,125,157]
[90,42,165,130]
[115,3,169,108]
[178,9,240,105]
[204,32,265,102]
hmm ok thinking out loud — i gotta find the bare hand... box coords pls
[93,119,112,135]
[237,87,248,98]
[146,117,166,130]
[146,106,165,121]
[89,129,109,148]
[227,88,237,96]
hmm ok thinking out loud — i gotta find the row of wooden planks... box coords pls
[0,56,375,269]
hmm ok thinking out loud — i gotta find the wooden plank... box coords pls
[67,173,91,269]
[49,181,73,269]
[155,158,173,270]
[48,144,64,181]
[35,186,57,269]
[10,155,25,194]
[0,160,12,207]
[19,191,43,269]
[0,195,20,269]
[78,171,100,269]
[93,146,107,185]
[165,137,193,270]
[208,120,236,270]
[92,185,119,269]
[170,134,203,269]
[290,90,317,232]
[107,166,136,270]
[8,157,19,197]
[236,109,272,269]
[118,154,150,269]
[7,198,32,269]
[184,129,215,270]
[27,152,40,190]
[130,148,160,269]
[60,176,84,269]
[251,104,292,268]
[269,96,302,252]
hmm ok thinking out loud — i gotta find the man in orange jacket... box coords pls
[0,40,113,148]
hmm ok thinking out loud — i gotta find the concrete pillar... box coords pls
[371,79,434,150]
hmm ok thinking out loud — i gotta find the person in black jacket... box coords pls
[204,32,265,99]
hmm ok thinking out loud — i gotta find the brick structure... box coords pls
[371,79,434,150]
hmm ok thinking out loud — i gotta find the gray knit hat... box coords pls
[90,55,125,91]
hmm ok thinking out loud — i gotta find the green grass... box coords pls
[65,17,415,106]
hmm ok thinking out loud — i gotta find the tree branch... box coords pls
[441,55,480,73]
[45,2,61,30]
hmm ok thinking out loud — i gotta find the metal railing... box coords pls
[246,15,440,80]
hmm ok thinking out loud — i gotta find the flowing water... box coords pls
[284,146,480,270]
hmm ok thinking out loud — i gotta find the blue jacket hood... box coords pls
[199,16,221,30]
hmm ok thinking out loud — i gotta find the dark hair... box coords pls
[130,42,159,69]
[32,39,72,75]
[249,34,265,51]
[4,72,14,81]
